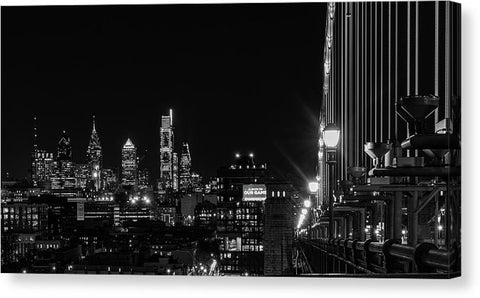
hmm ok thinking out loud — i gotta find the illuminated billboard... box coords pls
[242,184,267,201]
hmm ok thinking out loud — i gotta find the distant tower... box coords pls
[121,138,138,187]
[86,116,102,191]
[159,109,177,192]
[179,142,192,192]
[51,130,75,189]
[31,116,54,187]
[57,130,72,161]
[33,116,38,152]
[173,152,179,190]
[31,116,39,186]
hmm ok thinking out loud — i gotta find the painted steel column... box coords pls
[434,193,439,246]
[407,191,419,246]
[393,192,403,240]
[444,1,451,119]
[329,163,335,239]
[434,1,439,123]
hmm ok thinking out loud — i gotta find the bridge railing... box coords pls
[297,238,460,278]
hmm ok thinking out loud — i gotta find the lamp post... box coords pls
[322,123,340,239]
[307,182,318,238]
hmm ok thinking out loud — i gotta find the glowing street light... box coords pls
[322,123,340,239]
[322,123,341,149]
[249,153,254,158]
[235,153,240,158]
[308,181,319,193]
[301,208,308,215]
[303,199,312,208]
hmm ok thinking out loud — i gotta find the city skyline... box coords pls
[1,4,326,187]
[1,1,461,279]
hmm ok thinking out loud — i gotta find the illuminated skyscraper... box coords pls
[56,130,72,160]
[121,138,137,187]
[138,168,150,189]
[30,116,54,188]
[159,109,177,192]
[32,150,55,188]
[74,164,90,189]
[51,130,75,189]
[173,152,179,191]
[102,168,118,191]
[179,142,192,192]
[86,116,102,191]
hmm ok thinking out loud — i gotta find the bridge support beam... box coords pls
[407,191,419,245]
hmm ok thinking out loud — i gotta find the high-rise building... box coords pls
[179,143,192,192]
[31,150,54,188]
[121,138,137,187]
[216,154,268,276]
[138,168,150,189]
[172,152,179,191]
[51,130,76,189]
[86,116,102,191]
[191,172,203,193]
[102,168,118,191]
[74,164,90,189]
[56,130,72,160]
[31,116,54,188]
[159,109,177,192]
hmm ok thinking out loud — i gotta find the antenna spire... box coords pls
[33,115,38,150]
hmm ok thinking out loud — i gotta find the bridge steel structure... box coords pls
[304,1,461,278]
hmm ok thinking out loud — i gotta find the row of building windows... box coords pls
[3,207,40,213]
[271,191,287,198]
[37,243,60,249]
[2,214,39,220]
[241,245,263,252]
[241,226,263,232]
[221,265,238,271]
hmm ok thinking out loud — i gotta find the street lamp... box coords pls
[323,123,341,149]
[307,181,319,237]
[303,199,312,208]
[308,182,319,194]
[322,123,340,239]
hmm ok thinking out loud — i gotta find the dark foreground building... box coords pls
[216,154,298,276]
[264,186,296,276]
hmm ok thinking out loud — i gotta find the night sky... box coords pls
[1,3,326,188]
